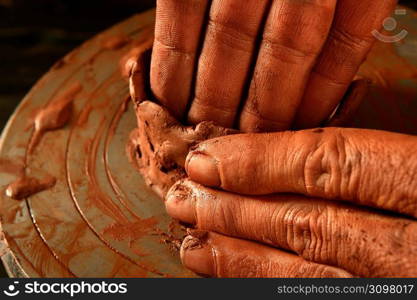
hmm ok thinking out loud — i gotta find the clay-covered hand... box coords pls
[165,128,417,277]
[151,0,397,131]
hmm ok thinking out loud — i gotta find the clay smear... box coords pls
[4,83,82,200]
[132,101,237,198]
[6,174,56,200]
[28,82,83,154]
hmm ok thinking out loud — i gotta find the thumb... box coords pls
[185,128,417,218]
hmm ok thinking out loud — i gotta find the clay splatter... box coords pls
[28,82,83,154]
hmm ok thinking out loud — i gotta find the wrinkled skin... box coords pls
[165,129,417,277]
[151,0,397,131]
[129,99,417,277]
[144,0,417,277]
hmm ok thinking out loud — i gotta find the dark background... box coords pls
[0,0,416,277]
[0,0,155,131]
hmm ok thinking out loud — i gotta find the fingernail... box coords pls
[180,230,215,277]
[185,151,220,187]
[165,181,196,224]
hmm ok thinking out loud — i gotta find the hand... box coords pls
[150,0,397,131]
[165,128,417,277]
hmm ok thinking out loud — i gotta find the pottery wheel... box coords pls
[1,8,417,278]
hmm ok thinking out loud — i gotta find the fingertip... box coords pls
[165,180,197,224]
[185,151,221,188]
[180,230,216,277]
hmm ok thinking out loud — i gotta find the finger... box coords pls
[185,128,417,218]
[168,180,417,277]
[180,230,352,278]
[150,0,210,119]
[187,0,271,128]
[238,0,337,132]
[128,49,151,107]
[323,79,370,127]
[294,0,398,129]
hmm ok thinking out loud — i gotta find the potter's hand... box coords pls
[165,128,417,277]
[151,0,397,131]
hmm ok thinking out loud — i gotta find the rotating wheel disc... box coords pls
[1,8,417,277]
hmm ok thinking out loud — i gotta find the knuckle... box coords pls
[261,35,318,65]
[300,0,335,11]
[310,69,350,86]
[324,28,374,68]
[330,28,374,50]
[190,96,237,121]
[303,129,361,200]
[261,0,334,65]
[280,203,335,262]
[154,37,194,57]
[206,17,255,52]
[208,7,258,41]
